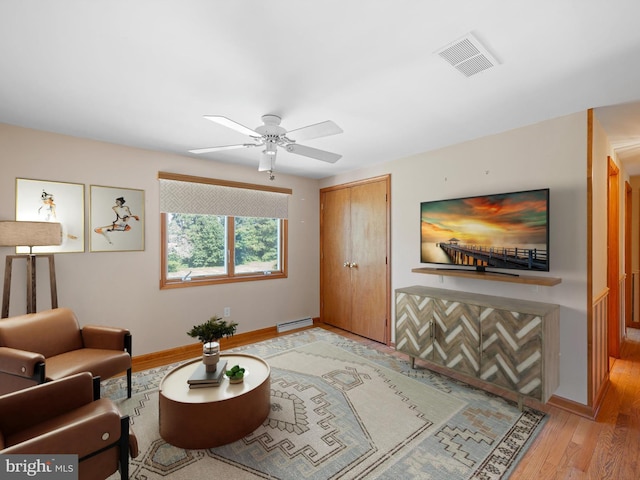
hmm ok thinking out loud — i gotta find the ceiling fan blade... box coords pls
[189,143,257,154]
[286,120,343,141]
[259,153,276,172]
[285,144,342,163]
[203,115,262,138]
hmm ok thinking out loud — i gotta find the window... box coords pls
[159,172,290,288]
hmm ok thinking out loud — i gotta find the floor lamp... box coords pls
[0,221,63,318]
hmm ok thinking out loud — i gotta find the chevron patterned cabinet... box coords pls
[395,286,560,403]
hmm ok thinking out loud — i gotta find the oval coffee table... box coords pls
[159,353,270,449]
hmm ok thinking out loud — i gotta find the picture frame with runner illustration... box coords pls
[90,185,145,252]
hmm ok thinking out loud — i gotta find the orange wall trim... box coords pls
[547,393,603,420]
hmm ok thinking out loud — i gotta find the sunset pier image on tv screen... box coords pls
[420,188,550,272]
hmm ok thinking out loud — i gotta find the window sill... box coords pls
[160,272,287,289]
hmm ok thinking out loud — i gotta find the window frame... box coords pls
[159,172,290,289]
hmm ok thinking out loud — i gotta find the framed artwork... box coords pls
[90,185,145,252]
[15,178,85,253]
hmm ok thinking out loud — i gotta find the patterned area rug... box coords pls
[104,328,545,479]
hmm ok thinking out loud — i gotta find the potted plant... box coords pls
[187,316,238,371]
[225,364,245,384]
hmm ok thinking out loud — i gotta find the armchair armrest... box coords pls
[0,346,45,379]
[0,372,95,436]
[2,399,122,459]
[82,326,131,352]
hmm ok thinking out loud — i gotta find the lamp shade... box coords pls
[0,221,63,247]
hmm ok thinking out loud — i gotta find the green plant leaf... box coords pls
[187,317,238,344]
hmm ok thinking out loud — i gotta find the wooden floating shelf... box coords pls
[411,267,562,287]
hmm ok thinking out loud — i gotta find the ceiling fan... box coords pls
[189,114,343,179]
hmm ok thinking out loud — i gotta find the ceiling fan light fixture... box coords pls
[259,152,275,172]
[264,141,278,156]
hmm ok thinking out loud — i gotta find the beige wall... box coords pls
[2,109,628,407]
[321,112,590,404]
[0,123,321,355]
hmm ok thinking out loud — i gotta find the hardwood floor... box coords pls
[510,328,640,479]
[134,324,640,479]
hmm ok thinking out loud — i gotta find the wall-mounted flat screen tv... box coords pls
[420,188,550,272]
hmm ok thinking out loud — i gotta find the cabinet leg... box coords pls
[517,395,524,411]
[410,356,415,369]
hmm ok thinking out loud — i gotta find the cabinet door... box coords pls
[350,180,388,343]
[479,308,543,400]
[431,298,480,376]
[321,188,352,331]
[395,292,434,360]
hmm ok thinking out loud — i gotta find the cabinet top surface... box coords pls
[396,285,560,313]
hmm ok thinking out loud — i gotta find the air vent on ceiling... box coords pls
[435,33,499,77]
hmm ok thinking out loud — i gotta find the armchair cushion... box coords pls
[0,308,83,358]
[0,369,94,434]
[45,349,131,384]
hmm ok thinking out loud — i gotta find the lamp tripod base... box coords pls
[2,254,57,318]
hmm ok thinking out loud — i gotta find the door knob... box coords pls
[350,262,358,268]
[343,261,350,267]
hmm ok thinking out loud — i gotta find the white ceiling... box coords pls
[2,1,640,179]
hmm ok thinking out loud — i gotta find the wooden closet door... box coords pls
[321,187,352,331]
[350,180,388,343]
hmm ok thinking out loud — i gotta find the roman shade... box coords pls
[158,172,291,219]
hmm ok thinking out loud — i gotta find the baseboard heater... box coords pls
[276,317,313,333]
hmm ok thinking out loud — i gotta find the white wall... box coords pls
[0,123,321,355]
[320,112,590,404]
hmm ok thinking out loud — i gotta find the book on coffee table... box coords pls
[187,360,227,387]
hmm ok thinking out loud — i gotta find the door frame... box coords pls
[607,156,620,358]
[320,174,391,344]
[625,181,633,328]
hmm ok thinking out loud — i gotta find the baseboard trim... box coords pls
[132,318,320,372]
[546,377,610,420]
[591,371,611,418]
[132,343,200,372]
[546,394,598,419]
